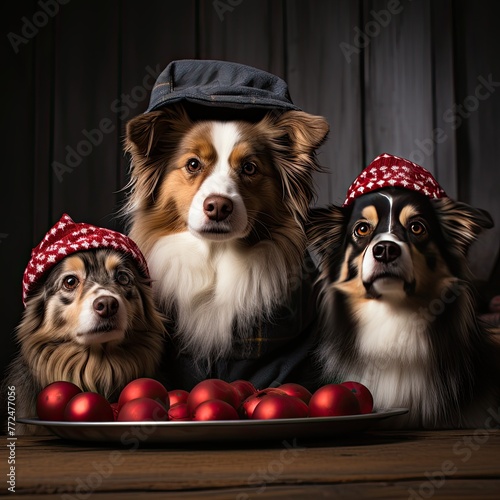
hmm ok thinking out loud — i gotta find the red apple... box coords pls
[168,389,189,407]
[278,383,312,404]
[117,397,169,422]
[252,395,309,420]
[187,379,239,415]
[230,380,257,403]
[239,388,288,419]
[110,402,120,421]
[341,381,374,414]
[168,403,191,421]
[192,399,239,421]
[36,381,82,421]
[118,378,169,410]
[309,384,361,417]
[64,392,114,422]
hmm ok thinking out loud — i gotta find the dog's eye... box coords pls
[354,222,372,238]
[410,221,427,236]
[242,162,257,176]
[116,271,131,286]
[63,275,79,290]
[186,158,202,174]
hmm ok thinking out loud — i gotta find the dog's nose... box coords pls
[203,195,233,222]
[373,241,401,263]
[93,296,119,318]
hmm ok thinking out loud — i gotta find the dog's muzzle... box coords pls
[362,234,415,297]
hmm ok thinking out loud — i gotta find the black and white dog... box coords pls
[309,154,499,428]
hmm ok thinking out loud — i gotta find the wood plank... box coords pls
[0,1,39,368]
[452,0,500,281]
[198,0,285,77]
[7,480,500,499]
[50,0,121,228]
[364,0,435,172]
[430,0,458,198]
[286,0,363,206]
[117,0,197,229]
[13,430,500,495]
[32,0,56,242]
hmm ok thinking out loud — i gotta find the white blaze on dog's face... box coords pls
[357,193,414,298]
[124,106,329,258]
[42,251,146,345]
[187,122,249,240]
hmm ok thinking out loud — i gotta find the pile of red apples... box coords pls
[36,378,374,422]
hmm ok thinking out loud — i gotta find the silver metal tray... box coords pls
[18,408,408,444]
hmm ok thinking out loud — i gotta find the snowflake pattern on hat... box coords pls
[22,214,149,306]
[342,153,447,207]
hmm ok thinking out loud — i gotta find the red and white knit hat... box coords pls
[343,153,447,207]
[22,214,149,306]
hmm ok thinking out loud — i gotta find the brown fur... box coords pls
[119,105,329,369]
[4,250,165,434]
[308,190,499,428]
[122,105,329,256]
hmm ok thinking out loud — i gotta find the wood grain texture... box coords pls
[286,0,363,207]
[430,0,458,198]
[364,0,435,172]
[118,0,197,228]
[198,0,285,77]
[452,0,500,281]
[11,430,500,496]
[8,481,500,499]
[50,0,121,228]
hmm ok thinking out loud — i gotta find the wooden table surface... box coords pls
[5,427,500,499]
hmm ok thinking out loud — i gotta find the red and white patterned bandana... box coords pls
[22,214,149,306]
[342,153,447,207]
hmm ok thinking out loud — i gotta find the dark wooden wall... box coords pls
[1,0,499,372]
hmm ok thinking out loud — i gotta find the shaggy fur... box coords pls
[4,249,165,434]
[122,105,328,367]
[308,188,499,428]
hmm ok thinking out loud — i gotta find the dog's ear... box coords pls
[123,107,192,211]
[273,110,330,155]
[125,106,191,158]
[268,111,329,221]
[433,197,494,256]
[307,205,349,270]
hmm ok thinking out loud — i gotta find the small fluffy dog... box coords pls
[308,153,499,428]
[123,103,328,387]
[5,215,164,433]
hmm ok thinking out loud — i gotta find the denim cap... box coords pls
[146,59,301,119]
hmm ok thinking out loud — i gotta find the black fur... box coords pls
[308,188,499,428]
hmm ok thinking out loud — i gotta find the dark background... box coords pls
[1,0,499,374]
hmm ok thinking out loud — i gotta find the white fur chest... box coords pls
[147,232,290,360]
[355,300,430,363]
[349,300,437,424]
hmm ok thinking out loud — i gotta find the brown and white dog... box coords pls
[4,215,165,433]
[308,154,499,428]
[123,104,329,388]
